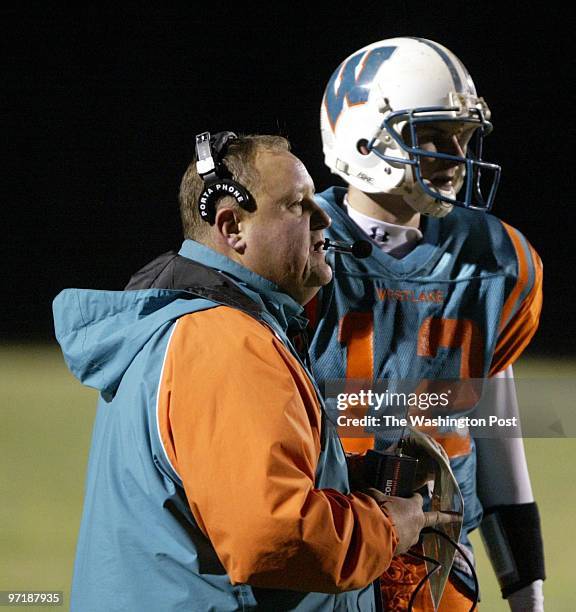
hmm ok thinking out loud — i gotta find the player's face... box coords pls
[239,149,332,305]
[411,121,476,192]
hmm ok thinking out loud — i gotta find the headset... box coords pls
[194,130,373,260]
[195,131,254,224]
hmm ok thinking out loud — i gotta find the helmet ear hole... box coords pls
[356,139,370,155]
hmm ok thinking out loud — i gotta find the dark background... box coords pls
[4,3,573,354]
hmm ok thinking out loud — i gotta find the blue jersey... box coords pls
[308,187,543,588]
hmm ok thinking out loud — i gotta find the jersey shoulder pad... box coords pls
[490,216,543,329]
[488,217,543,374]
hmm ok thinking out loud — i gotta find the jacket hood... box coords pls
[53,288,215,398]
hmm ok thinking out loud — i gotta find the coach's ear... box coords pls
[215,205,246,254]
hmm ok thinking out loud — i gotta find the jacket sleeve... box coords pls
[489,223,543,376]
[157,306,397,593]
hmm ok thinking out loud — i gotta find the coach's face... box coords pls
[239,149,332,304]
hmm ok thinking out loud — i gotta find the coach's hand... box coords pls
[363,488,458,555]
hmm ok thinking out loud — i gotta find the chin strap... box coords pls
[402,185,454,217]
[400,164,454,218]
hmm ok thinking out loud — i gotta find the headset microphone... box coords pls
[322,238,372,259]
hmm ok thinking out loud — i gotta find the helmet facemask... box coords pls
[368,101,501,215]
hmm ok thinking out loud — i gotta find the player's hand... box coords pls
[363,487,458,555]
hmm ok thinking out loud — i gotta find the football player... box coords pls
[308,37,545,611]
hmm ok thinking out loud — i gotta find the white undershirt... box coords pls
[344,198,423,259]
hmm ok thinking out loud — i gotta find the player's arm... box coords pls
[477,227,545,610]
[475,366,544,610]
[158,307,398,594]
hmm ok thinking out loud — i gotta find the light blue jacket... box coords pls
[54,240,377,611]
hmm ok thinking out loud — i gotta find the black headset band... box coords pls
[198,179,252,224]
[195,131,253,224]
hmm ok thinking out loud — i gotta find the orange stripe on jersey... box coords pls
[490,228,543,375]
[417,317,484,379]
[339,312,374,379]
[157,306,397,592]
[499,223,530,334]
[339,312,375,453]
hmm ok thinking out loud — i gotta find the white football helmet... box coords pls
[320,37,501,216]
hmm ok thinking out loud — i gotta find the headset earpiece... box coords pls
[198,179,253,224]
[195,131,254,224]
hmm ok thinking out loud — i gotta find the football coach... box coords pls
[53,132,450,611]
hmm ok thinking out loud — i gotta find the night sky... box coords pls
[4,4,573,354]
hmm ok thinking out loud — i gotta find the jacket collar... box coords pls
[178,240,307,335]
